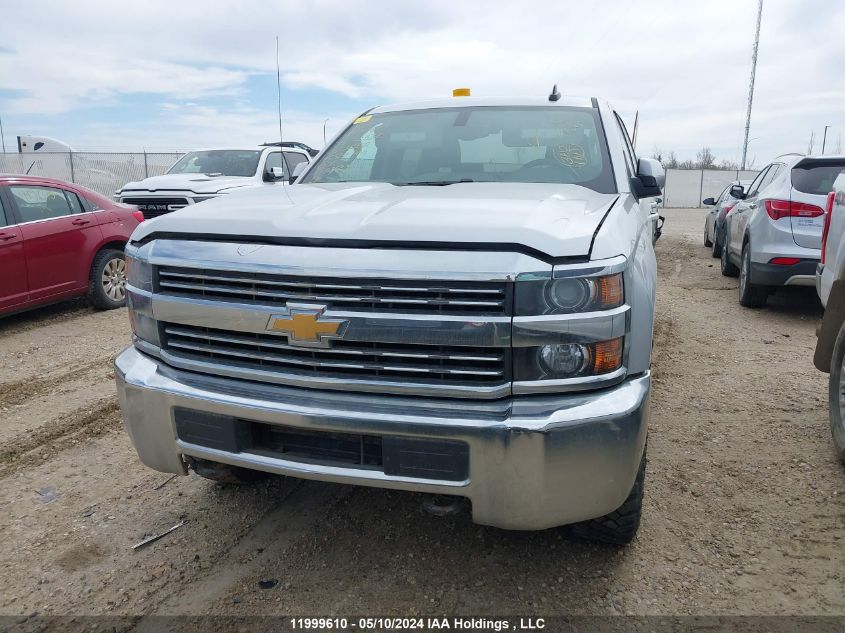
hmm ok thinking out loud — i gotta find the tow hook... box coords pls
[421,495,464,517]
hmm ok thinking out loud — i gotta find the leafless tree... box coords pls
[664,151,679,168]
[696,147,715,169]
[651,146,664,164]
[807,131,815,155]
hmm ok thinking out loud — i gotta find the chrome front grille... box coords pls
[156,266,510,316]
[161,324,509,386]
[122,197,189,219]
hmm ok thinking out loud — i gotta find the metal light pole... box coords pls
[741,0,764,171]
[822,125,830,155]
[0,115,6,153]
[323,118,329,146]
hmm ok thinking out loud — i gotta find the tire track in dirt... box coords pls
[0,396,121,478]
[136,481,347,620]
[0,356,115,409]
[0,300,95,338]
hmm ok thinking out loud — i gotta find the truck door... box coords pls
[612,112,653,241]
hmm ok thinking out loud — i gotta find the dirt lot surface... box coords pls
[1,207,843,621]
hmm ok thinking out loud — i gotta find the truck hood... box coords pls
[131,182,618,259]
[120,173,255,195]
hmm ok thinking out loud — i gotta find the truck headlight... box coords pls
[515,273,623,315]
[125,253,153,292]
[124,252,160,347]
[515,338,623,380]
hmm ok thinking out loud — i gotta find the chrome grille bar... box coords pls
[162,324,508,384]
[164,326,502,362]
[157,267,510,315]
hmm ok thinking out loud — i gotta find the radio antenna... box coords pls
[276,36,284,147]
[275,36,293,202]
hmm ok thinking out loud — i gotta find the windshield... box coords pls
[301,106,616,193]
[168,150,262,177]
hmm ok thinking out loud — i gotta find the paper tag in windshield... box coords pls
[353,115,372,124]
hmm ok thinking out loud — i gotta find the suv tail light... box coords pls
[764,199,825,221]
[131,210,145,223]
[821,191,836,265]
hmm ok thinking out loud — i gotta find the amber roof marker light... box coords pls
[452,88,471,97]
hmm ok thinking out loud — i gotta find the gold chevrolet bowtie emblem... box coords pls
[266,304,347,347]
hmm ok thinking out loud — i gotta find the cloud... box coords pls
[76,102,355,151]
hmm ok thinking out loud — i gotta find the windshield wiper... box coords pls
[397,178,475,186]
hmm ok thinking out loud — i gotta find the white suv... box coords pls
[116,142,316,219]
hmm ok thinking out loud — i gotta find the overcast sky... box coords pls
[1,0,842,165]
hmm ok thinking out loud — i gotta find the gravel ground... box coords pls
[0,207,842,621]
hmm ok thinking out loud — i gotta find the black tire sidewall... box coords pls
[829,324,845,462]
[89,249,126,309]
[720,240,737,276]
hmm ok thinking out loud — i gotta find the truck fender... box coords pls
[814,279,845,372]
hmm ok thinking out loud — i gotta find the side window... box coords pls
[283,151,308,174]
[264,152,286,175]
[759,164,782,193]
[9,186,73,223]
[613,113,636,176]
[716,186,730,203]
[65,191,84,214]
[745,166,770,198]
[0,193,8,227]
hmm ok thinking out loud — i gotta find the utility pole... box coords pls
[741,0,763,171]
[0,115,6,153]
[821,125,830,155]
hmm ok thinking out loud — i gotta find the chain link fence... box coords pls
[0,152,184,197]
[663,168,760,208]
[0,153,757,208]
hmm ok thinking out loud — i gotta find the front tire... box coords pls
[711,227,723,258]
[704,224,713,247]
[828,324,845,463]
[570,447,646,545]
[720,241,739,277]
[88,249,127,310]
[739,244,768,308]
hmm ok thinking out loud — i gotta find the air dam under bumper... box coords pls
[115,346,649,530]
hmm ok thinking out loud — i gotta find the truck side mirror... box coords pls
[263,166,286,183]
[290,162,308,184]
[729,185,746,199]
[631,158,665,199]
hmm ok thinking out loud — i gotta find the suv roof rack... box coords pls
[261,141,319,157]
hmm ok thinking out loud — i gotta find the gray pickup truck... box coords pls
[116,94,663,543]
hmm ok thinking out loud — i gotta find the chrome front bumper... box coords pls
[115,346,649,530]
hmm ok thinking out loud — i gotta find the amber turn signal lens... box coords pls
[592,337,623,374]
[597,274,623,308]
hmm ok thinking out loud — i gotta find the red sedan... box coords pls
[0,175,143,316]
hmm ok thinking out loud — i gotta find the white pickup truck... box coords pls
[814,169,845,461]
[116,142,316,219]
[116,93,663,544]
